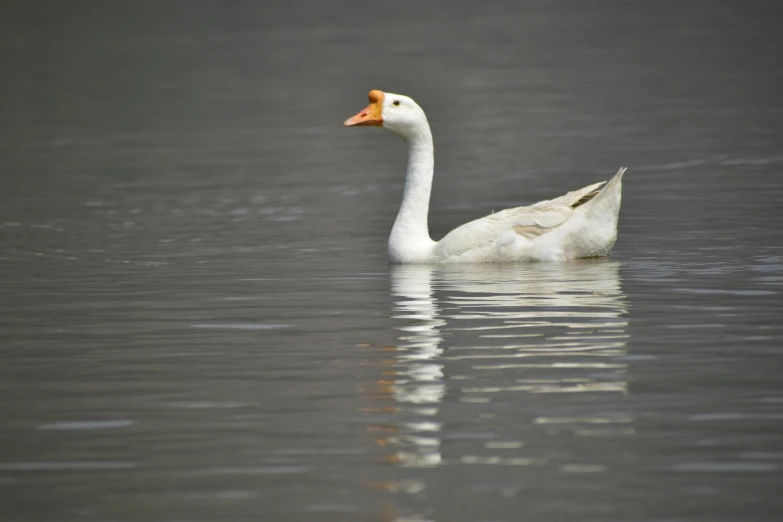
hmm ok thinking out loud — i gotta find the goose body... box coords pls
[344,90,626,264]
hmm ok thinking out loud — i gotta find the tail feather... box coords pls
[585,167,626,213]
[593,167,628,202]
[600,167,626,195]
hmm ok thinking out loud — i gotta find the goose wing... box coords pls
[433,181,608,259]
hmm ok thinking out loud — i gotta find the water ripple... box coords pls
[361,262,632,474]
[38,420,135,431]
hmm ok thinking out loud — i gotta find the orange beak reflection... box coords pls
[344,90,384,127]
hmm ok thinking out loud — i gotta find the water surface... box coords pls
[1,1,782,521]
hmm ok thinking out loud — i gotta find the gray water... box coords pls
[1,1,782,521]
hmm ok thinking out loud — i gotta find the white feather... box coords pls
[346,91,626,263]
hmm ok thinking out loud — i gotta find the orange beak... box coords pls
[344,90,384,127]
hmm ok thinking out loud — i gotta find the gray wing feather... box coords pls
[435,180,608,259]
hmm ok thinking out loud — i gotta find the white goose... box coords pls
[344,90,626,264]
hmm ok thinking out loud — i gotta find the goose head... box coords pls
[344,90,429,139]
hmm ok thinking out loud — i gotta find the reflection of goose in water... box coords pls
[438,262,629,393]
[367,261,631,518]
[379,265,446,468]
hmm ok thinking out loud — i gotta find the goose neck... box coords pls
[388,126,436,263]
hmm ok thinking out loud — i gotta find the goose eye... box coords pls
[393,100,401,106]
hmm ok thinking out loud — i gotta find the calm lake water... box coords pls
[1,1,782,521]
